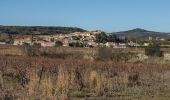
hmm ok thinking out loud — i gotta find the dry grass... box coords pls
[0,55,169,99]
[0,45,23,56]
[0,45,144,57]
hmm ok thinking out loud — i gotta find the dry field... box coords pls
[0,44,144,57]
[0,56,170,100]
[0,45,170,100]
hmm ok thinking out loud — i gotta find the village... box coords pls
[12,31,158,48]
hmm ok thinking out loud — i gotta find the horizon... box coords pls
[0,0,170,32]
[1,25,169,33]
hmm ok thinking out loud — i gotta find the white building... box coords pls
[0,42,6,45]
[13,38,32,46]
[114,43,127,48]
[143,43,150,46]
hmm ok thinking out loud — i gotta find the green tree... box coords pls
[108,34,119,43]
[8,35,14,44]
[55,41,63,47]
[69,42,84,47]
[95,32,108,43]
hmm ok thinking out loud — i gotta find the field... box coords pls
[0,45,170,100]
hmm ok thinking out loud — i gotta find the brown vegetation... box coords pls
[0,45,169,99]
[0,55,170,99]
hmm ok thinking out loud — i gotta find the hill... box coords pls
[0,26,87,35]
[115,28,170,39]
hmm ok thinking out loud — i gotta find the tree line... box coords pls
[95,32,127,43]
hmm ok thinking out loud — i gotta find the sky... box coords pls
[0,0,170,32]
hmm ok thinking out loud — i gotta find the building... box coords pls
[39,41,55,47]
[13,35,56,47]
[114,43,127,48]
[143,43,150,46]
[13,37,32,46]
[149,36,153,41]
[128,41,140,47]
[0,42,6,45]
[105,42,116,47]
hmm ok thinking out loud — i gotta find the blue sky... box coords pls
[0,0,170,32]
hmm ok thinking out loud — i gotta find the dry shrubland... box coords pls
[0,45,169,99]
[0,55,170,99]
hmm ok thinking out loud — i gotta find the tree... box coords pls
[33,43,41,48]
[50,38,55,42]
[72,36,80,40]
[69,42,83,47]
[55,41,63,47]
[8,34,14,44]
[108,34,119,43]
[22,43,41,56]
[22,43,34,56]
[95,32,108,43]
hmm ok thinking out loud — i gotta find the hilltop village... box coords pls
[1,31,168,48]
[0,26,170,48]
[12,31,128,48]
[13,31,100,47]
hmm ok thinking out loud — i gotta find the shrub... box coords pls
[128,72,139,83]
[111,52,137,62]
[95,32,108,43]
[97,48,136,62]
[145,43,163,57]
[128,72,140,87]
[21,43,41,56]
[55,41,63,47]
[71,91,86,98]
[21,43,34,56]
[69,42,84,47]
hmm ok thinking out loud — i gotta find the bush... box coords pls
[55,41,63,47]
[111,52,136,62]
[145,43,163,57]
[128,72,139,83]
[69,42,84,47]
[95,32,108,43]
[128,72,141,87]
[71,91,86,98]
[22,43,41,56]
[97,48,136,62]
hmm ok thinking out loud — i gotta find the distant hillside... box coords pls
[0,26,87,35]
[115,28,170,39]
